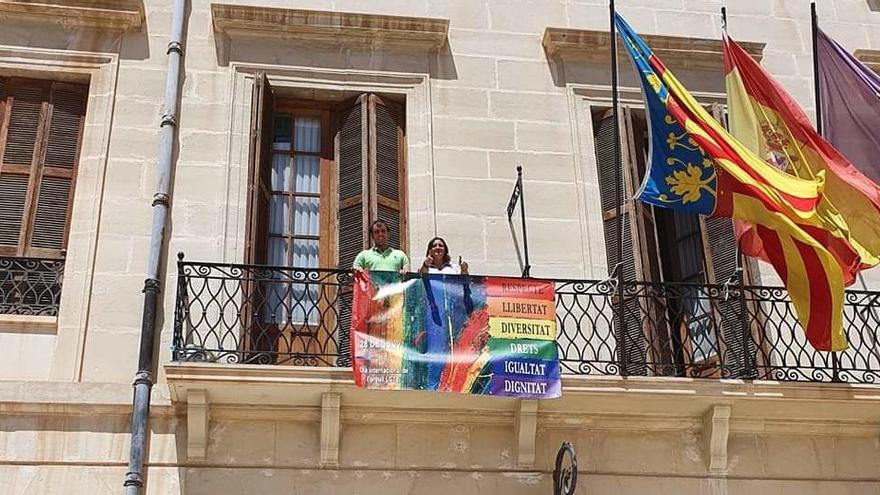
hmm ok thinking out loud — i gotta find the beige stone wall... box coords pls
[2,0,880,494]
[3,378,880,495]
[1,0,878,381]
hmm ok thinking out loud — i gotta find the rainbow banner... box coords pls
[350,271,561,399]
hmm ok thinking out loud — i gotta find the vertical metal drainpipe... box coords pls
[123,0,187,493]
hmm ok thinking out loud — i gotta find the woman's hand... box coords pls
[419,256,432,273]
[459,256,469,275]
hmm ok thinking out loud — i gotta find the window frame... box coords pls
[269,99,335,269]
[0,76,87,259]
[585,93,765,377]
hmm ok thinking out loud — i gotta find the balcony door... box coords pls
[244,73,407,364]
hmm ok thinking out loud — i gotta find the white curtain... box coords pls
[265,116,321,325]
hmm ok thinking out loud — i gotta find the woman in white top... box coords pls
[419,237,469,275]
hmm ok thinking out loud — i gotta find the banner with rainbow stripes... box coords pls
[350,271,561,399]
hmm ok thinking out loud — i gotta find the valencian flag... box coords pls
[615,14,848,351]
[816,27,880,184]
[350,271,561,399]
[723,32,880,284]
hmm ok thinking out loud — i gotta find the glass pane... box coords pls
[267,237,288,266]
[274,115,291,151]
[685,287,718,362]
[264,238,289,324]
[294,116,321,152]
[269,195,291,234]
[271,154,292,192]
[289,282,318,325]
[293,197,320,236]
[293,238,319,268]
[294,155,320,194]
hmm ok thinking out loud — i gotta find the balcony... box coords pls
[0,256,64,317]
[171,256,880,384]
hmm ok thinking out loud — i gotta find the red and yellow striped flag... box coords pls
[617,15,848,350]
[724,34,880,285]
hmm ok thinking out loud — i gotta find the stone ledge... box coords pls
[164,362,880,434]
[211,3,449,51]
[0,380,172,415]
[543,27,764,70]
[854,49,880,73]
[0,314,57,334]
[0,0,144,31]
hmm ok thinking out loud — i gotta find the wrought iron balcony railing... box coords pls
[0,256,65,317]
[172,256,880,384]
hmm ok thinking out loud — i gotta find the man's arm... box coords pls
[352,250,367,271]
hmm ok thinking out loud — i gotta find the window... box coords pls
[0,77,87,317]
[246,75,407,269]
[243,73,407,362]
[591,103,756,378]
[0,77,87,258]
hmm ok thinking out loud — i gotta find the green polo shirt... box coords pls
[353,247,409,271]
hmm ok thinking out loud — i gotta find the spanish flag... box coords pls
[616,15,847,351]
[724,33,880,284]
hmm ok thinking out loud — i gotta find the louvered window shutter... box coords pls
[245,73,274,265]
[703,103,757,378]
[369,95,406,253]
[593,109,650,376]
[335,95,368,269]
[0,77,86,258]
[593,111,635,281]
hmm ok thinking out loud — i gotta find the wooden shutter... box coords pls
[702,103,757,378]
[242,72,276,359]
[335,95,368,269]
[593,110,635,280]
[0,77,86,258]
[592,108,651,375]
[245,72,274,265]
[369,95,407,253]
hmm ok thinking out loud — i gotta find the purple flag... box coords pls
[817,28,880,184]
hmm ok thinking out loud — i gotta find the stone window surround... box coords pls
[854,49,880,73]
[0,0,144,32]
[0,46,119,381]
[566,84,727,279]
[222,64,436,265]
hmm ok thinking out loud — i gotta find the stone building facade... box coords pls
[2,0,880,494]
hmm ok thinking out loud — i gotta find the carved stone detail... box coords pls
[187,388,209,461]
[543,27,765,70]
[703,404,732,474]
[515,399,539,469]
[320,392,341,467]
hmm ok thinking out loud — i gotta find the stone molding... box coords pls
[211,4,449,51]
[543,27,765,70]
[854,49,880,73]
[164,363,880,435]
[0,314,57,334]
[0,0,144,31]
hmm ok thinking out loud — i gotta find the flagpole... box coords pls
[609,0,628,375]
[810,2,842,373]
[811,2,823,136]
[721,6,727,31]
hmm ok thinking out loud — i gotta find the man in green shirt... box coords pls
[353,219,409,272]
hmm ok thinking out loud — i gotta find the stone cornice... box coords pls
[854,48,880,74]
[164,363,880,435]
[543,27,765,70]
[211,3,449,51]
[0,0,144,31]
